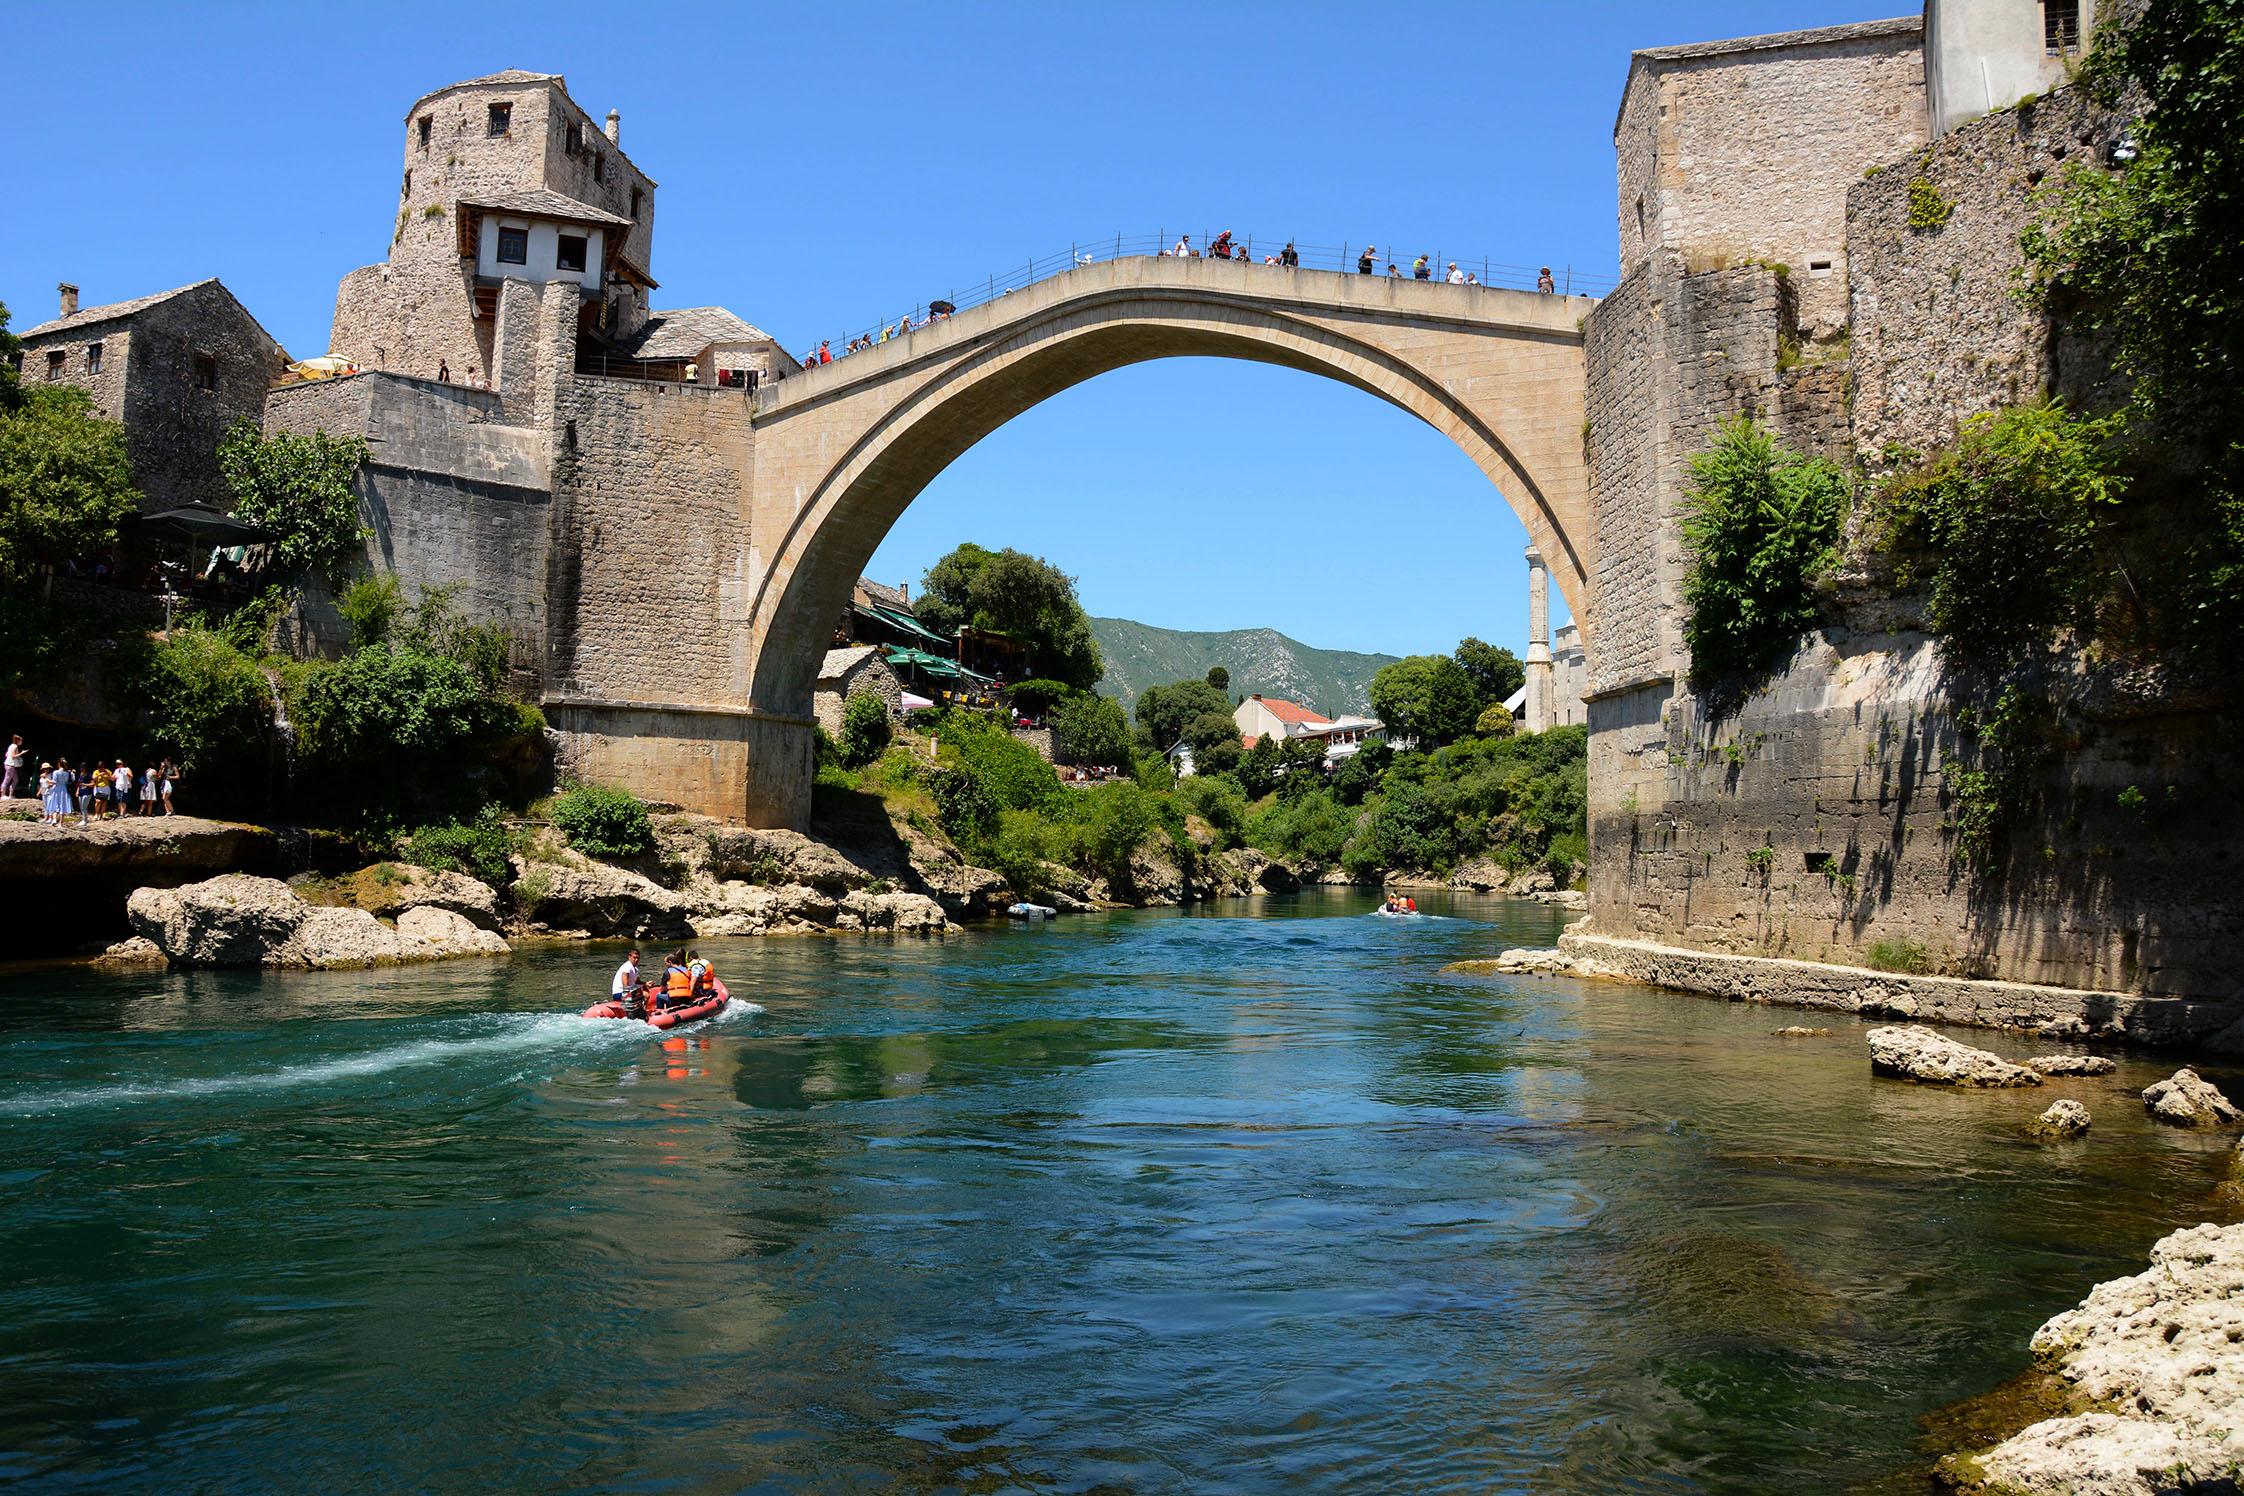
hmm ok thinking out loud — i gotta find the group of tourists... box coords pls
[1168,233,1302,268]
[608,947,720,1017]
[807,305,959,368]
[1381,893,1419,915]
[5,735,178,826]
[1351,245,1559,293]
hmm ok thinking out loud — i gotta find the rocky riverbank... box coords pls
[1934,1220,2244,1492]
[48,798,1332,969]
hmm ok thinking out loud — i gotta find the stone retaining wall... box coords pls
[1558,929,2244,1055]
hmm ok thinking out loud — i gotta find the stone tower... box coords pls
[326,71,659,382]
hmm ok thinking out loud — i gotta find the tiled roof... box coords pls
[20,279,217,338]
[1632,15,1919,64]
[1250,696,1333,726]
[459,186,633,228]
[818,646,880,681]
[619,306,778,360]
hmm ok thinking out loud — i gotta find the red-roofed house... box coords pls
[1234,695,1386,761]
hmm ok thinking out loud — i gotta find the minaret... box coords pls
[1524,545,1553,733]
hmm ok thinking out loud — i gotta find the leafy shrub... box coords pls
[941,716,1060,813]
[1680,417,1848,690]
[1942,685,2058,872]
[403,805,518,888]
[928,765,998,845]
[139,624,272,794]
[550,784,654,860]
[338,575,402,649]
[1474,703,1516,738]
[1003,679,1075,718]
[293,646,511,770]
[1072,782,1157,887]
[1878,402,2121,668]
[1176,774,1249,849]
[1248,788,1351,866]
[837,690,893,768]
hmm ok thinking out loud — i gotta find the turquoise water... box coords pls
[0,890,2233,1493]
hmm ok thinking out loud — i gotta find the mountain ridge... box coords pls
[1090,616,1398,718]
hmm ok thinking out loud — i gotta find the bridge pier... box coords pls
[546,700,817,829]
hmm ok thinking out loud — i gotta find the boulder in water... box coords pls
[1772,1026,1832,1038]
[2140,1067,2241,1128]
[1866,1025,2042,1088]
[2026,1100,2092,1140]
[2025,1053,2117,1078]
[511,858,687,939]
[126,874,508,969]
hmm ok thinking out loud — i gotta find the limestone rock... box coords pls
[1772,1026,1831,1037]
[1048,888,1094,914]
[128,875,312,968]
[357,865,501,930]
[2141,1068,2241,1128]
[2026,1053,2118,1078]
[1963,1412,2240,1495]
[696,823,875,892]
[1447,857,1510,893]
[2027,1099,2092,1140]
[512,857,687,939]
[1446,947,1603,978]
[93,935,166,967]
[834,889,952,935]
[1972,1222,2244,1493]
[911,857,1012,918]
[126,873,508,969]
[1530,889,1589,911]
[1866,1025,2043,1088]
[770,883,838,927]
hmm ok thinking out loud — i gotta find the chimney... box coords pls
[58,283,79,319]
[604,109,620,145]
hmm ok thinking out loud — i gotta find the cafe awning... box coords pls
[141,504,276,547]
[866,604,951,647]
[883,646,995,685]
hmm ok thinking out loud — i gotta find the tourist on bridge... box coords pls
[1413,255,1431,280]
[1280,242,1299,268]
[1387,262,1400,277]
[818,340,832,365]
[1447,262,1465,284]
[1357,245,1376,274]
[1209,230,1234,260]
[1170,234,1193,257]
[1538,267,1556,294]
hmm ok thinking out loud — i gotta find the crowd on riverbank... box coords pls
[3,733,179,825]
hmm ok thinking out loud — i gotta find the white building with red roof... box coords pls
[1234,695,1385,761]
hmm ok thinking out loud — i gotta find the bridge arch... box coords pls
[735,257,1593,825]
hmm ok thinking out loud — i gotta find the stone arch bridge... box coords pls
[529,255,1594,826]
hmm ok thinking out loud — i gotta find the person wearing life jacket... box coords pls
[1405,896,1417,914]
[687,951,714,1003]
[661,950,694,1012]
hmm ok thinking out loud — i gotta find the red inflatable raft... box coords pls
[582,977,730,1028]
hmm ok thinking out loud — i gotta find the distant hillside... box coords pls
[1090,617,1399,718]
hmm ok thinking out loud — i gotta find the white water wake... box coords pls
[2,1004,758,1117]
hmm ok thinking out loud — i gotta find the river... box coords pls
[0,890,2232,1493]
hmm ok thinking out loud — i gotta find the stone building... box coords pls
[15,279,288,512]
[1576,0,2239,1004]
[813,646,906,735]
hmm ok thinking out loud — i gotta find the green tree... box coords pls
[1194,736,1243,777]
[1205,665,1230,692]
[1330,739,1393,805]
[1135,677,1234,748]
[917,542,1104,688]
[0,301,21,413]
[1274,735,1330,798]
[551,784,655,860]
[1369,654,1481,748]
[216,420,369,586]
[0,384,137,584]
[837,690,893,768]
[1474,703,1517,738]
[1051,691,1131,767]
[1453,637,1525,712]
[140,625,272,795]
[1678,417,1847,690]
[1176,773,1249,848]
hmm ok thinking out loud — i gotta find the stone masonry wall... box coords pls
[116,284,287,512]
[1594,629,2244,1002]
[1582,266,1667,695]
[1848,84,2131,459]
[264,372,553,671]
[543,376,755,706]
[1630,21,1928,332]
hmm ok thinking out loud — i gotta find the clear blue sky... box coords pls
[4,1,1899,658]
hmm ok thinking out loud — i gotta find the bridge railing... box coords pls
[799,233,1616,369]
